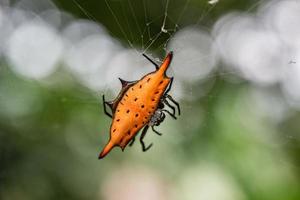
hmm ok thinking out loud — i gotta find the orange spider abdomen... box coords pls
[99,53,172,158]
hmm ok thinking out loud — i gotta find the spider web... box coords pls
[66,0,264,116]
[66,0,300,169]
[69,0,220,92]
[70,0,218,57]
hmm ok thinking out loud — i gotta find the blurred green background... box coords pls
[1,0,300,200]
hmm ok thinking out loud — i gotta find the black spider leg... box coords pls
[151,126,162,136]
[163,77,181,115]
[129,136,135,146]
[102,95,112,118]
[162,98,176,115]
[140,125,153,151]
[166,94,181,115]
[164,77,174,95]
[162,109,177,120]
[142,53,159,70]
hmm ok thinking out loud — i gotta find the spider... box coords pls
[99,51,180,159]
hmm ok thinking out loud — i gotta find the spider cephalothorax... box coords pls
[149,109,165,127]
[99,52,180,159]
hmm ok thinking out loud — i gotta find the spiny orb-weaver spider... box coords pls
[99,52,180,159]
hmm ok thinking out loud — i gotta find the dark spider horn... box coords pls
[118,78,129,87]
